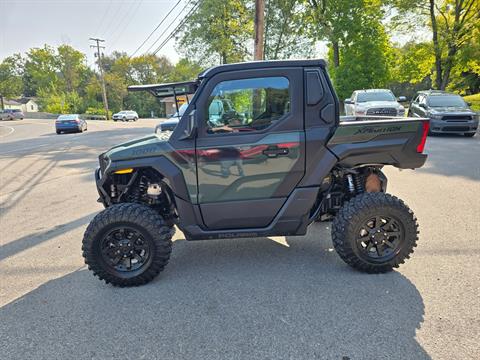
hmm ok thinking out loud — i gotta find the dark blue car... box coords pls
[55,114,87,134]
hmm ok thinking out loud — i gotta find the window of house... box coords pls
[205,77,290,134]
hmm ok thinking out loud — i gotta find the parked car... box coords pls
[112,110,138,122]
[344,89,406,117]
[156,103,189,133]
[408,90,478,137]
[55,114,87,134]
[0,109,24,120]
[82,59,430,287]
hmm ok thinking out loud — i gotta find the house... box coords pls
[3,99,22,110]
[2,98,39,112]
[16,98,39,112]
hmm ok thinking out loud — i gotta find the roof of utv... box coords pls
[127,59,327,98]
[199,59,327,79]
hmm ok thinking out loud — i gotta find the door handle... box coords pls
[263,146,289,158]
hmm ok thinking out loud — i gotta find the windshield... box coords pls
[427,95,466,108]
[357,91,395,102]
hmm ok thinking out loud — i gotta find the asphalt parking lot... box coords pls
[1,118,479,360]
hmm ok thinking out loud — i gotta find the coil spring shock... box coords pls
[346,173,365,195]
[353,174,365,194]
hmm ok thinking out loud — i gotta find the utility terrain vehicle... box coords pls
[82,60,430,287]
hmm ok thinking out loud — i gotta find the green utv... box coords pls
[82,60,430,287]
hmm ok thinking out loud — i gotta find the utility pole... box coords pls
[254,0,265,60]
[89,38,110,120]
[0,94,4,110]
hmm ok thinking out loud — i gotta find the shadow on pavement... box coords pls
[0,213,95,261]
[0,223,429,360]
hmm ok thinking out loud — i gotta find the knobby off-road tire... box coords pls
[82,203,174,286]
[331,193,418,273]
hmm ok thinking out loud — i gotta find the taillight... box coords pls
[416,120,430,153]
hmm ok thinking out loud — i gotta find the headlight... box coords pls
[429,113,442,120]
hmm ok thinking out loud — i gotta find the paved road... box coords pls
[1,119,479,360]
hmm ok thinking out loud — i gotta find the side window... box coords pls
[205,77,290,134]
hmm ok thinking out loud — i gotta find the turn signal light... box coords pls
[114,168,134,174]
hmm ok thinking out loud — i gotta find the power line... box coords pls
[101,0,126,38]
[130,0,183,58]
[151,0,202,56]
[110,0,144,48]
[142,0,195,56]
[94,0,113,36]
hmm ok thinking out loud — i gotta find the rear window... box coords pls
[57,114,78,120]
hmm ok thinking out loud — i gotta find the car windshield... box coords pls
[357,92,395,102]
[427,95,466,108]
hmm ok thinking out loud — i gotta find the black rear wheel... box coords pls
[82,203,174,286]
[332,193,418,273]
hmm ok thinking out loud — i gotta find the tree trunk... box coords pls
[429,0,442,89]
[332,41,340,68]
[254,0,265,60]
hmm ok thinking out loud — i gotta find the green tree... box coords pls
[264,0,312,60]
[178,0,253,65]
[0,54,24,98]
[388,0,480,90]
[56,45,88,92]
[169,59,203,82]
[23,45,58,96]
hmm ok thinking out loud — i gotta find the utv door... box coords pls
[195,68,305,230]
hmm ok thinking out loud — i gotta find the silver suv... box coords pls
[112,110,139,122]
[344,89,406,117]
[0,109,24,120]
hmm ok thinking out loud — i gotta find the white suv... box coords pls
[112,110,139,122]
[344,89,406,117]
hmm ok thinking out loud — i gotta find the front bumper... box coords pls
[429,119,478,134]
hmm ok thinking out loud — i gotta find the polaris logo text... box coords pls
[354,126,402,135]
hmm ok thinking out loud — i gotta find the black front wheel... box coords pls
[332,193,418,273]
[82,203,174,286]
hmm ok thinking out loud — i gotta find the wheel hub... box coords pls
[356,215,404,261]
[100,227,150,272]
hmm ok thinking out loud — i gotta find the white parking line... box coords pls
[0,125,15,138]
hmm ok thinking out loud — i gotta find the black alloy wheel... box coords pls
[355,215,404,263]
[82,203,174,286]
[332,193,418,273]
[99,226,151,274]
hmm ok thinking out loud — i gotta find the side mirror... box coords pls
[344,98,353,105]
[398,96,407,102]
[155,124,162,134]
[466,101,472,107]
[180,109,197,140]
[419,103,427,109]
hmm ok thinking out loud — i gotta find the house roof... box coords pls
[5,99,21,105]
[15,97,36,104]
